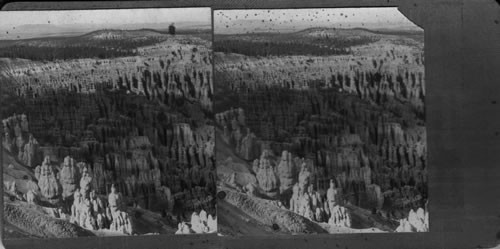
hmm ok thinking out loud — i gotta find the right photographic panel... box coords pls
[214,8,426,235]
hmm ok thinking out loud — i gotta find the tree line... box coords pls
[0,36,167,61]
[214,40,351,57]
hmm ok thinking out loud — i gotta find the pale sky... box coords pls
[215,8,421,34]
[0,8,211,29]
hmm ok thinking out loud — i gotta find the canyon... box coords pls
[215,27,427,234]
[1,29,216,238]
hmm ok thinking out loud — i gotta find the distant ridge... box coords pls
[79,28,166,39]
[352,27,423,35]
[0,28,210,44]
[289,27,423,36]
[216,27,422,39]
[0,22,210,40]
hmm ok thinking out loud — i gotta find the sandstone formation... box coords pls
[107,185,133,234]
[4,202,95,238]
[277,151,297,193]
[395,207,429,232]
[59,156,80,200]
[37,156,62,201]
[2,114,41,167]
[223,188,327,234]
[1,30,216,237]
[255,150,280,197]
[216,27,427,233]
[328,205,351,228]
[174,210,217,234]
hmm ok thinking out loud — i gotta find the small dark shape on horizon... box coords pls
[168,23,176,35]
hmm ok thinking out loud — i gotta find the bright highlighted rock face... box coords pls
[395,207,429,232]
[1,8,215,238]
[37,157,62,201]
[277,151,296,193]
[60,156,80,199]
[256,150,280,197]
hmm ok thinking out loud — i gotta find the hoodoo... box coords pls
[215,8,427,235]
[0,17,216,237]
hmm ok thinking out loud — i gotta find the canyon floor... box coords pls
[0,28,216,238]
[215,27,428,235]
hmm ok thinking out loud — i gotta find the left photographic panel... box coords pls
[0,8,215,239]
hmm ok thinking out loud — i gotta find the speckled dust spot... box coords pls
[217,191,227,200]
[272,223,280,230]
